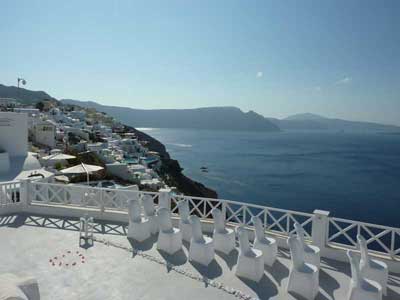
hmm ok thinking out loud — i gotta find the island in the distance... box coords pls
[62,99,400,133]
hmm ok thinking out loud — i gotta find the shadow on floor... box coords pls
[158,248,188,268]
[190,259,223,279]
[128,235,157,251]
[385,287,400,300]
[238,274,278,300]
[0,214,27,228]
[215,249,238,271]
[266,259,289,285]
[318,269,340,300]
[2,213,128,236]
[79,238,94,250]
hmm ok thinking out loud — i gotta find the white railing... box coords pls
[2,180,400,262]
[328,217,400,259]
[30,182,159,212]
[170,194,314,239]
[0,181,21,207]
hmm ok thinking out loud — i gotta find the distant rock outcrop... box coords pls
[61,99,280,132]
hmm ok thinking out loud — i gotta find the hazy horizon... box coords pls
[1,0,399,125]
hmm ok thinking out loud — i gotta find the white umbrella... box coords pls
[42,153,76,161]
[61,163,104,183]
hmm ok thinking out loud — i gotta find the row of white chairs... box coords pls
[287,229,388,300]
[346,235,388,300]
[126,197,278,282]
[126,197,388,300]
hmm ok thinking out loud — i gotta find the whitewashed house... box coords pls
[32,120,57,149]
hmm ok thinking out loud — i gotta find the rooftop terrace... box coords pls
[1,180,400,299]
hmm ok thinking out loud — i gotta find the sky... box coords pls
[1,0,399,125]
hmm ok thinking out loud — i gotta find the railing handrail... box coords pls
[329,216,400,232]
[21,180,400,262]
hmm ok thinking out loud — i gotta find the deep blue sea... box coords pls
[140,128,400,227]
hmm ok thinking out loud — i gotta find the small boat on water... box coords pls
[200,166,208,172]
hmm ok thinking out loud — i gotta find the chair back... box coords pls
[128,199,141,223]
[237,226,251,255]
[252,216,265,241]
[357,234,370,268]
[347,250,362,288]
[142,195,155,217]
[211,208,226,234]
[189,215,205,243]
[288,233,305,270]
[158,208,173,233]
[294,222,306,247]
[177,200,190,222]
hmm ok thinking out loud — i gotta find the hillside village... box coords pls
[0,96,216,197]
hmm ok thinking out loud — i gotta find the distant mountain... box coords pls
[270,113,400,132]
[0,84,56,105]
[61,99,280,132]
[284,113,327,121]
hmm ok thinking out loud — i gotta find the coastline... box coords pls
[123,125,218,199]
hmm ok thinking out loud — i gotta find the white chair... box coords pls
[211,208,235,254]
[157,208,182,255]
[0,273,40,300]
[127,199,151,242]
[177,200,192,242]
[347,250,382,300]
[287,233,319,300]
[188,215,215,266]
[357,235,388,296]
[142,194,158,235]
[79,213,94,246]
[294,222,320,269]
[235,226,264,282]
[252,216,277,267]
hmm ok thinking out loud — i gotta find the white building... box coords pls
[0,98,19,107]
[32,120,57,149]
[0,112,53,182]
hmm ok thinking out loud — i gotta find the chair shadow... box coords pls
[318,269,340,300]
[190,259,223,279]
[385,287,400,300]
[182,240,190,250]
[238,274,278,300]
[127,235,156,251]
[265,259,289,286]
[215,249,238,270]
[79,238,94,250]
[158,248,188,268]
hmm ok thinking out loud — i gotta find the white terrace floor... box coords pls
[1,214,400,300]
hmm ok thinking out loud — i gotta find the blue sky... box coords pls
[1,0,399,125]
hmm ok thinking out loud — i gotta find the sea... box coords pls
[139,128,400,227]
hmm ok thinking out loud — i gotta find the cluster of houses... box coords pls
[0,98,163,190]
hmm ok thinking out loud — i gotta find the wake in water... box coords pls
[167,143,193,148]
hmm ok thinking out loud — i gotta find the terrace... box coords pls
[1,180,400,299]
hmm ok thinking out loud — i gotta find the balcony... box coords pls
[1,180,400,299]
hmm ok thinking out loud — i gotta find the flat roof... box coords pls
[1,213,399,300]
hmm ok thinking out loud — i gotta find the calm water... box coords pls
[140,128,400,227]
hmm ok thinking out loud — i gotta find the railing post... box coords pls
[312,209,330,252]
[20,179,31,208]
[158,188,172,210]
[100,189,105,213]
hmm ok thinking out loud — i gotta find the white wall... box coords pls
[0,112,28,157]
[34,123,56,148]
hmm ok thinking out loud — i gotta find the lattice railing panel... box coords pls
[328,217,400,258]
